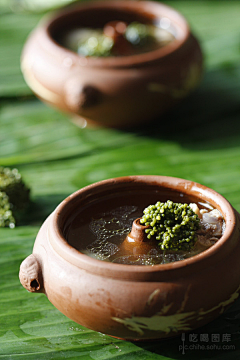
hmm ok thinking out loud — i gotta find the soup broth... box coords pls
[61,21,175,57]
[64,190,225,265]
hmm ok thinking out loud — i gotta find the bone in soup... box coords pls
[64,190,225,265]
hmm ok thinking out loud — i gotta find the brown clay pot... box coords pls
[19,176,240,341]
[21,1,203,128]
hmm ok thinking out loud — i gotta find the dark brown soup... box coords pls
[64,190,224,265]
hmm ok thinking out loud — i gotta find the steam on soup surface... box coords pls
[64,191,225,266]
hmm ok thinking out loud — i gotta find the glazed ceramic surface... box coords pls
[21,1,203,128]
[19,176,240,341]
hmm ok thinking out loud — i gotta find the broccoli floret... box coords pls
[0,167,30,227]
[0,191,15,228]
[140,200,200,251]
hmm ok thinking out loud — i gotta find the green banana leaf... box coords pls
[1,1,240,358]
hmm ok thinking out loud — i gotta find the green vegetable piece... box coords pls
[78,35,114,57]
[140,200,200,251]
[0,191,15,228]
[125,22,154,46]
[0,167,30,227]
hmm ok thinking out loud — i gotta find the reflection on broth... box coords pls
[64,192,225,265]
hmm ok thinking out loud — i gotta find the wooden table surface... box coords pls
[1,1,240,359]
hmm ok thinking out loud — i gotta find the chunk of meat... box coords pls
[189,203,202,219]
[201,209,223,236]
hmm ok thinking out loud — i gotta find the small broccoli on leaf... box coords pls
[140,200,200,251]
[0,167,30,228]
[0,191,15,228]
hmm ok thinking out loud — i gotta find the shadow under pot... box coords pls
[19,175,240,341]
[21,1,203,128]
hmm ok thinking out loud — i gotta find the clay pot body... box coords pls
[21,1,203,128]
[19,176,240,341]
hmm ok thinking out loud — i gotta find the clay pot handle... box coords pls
[65,81,101,113]
[103,21,133,55]
[19,254,43,293]
[103,21,127,40]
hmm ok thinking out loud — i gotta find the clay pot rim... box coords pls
[41,0,190,68]
[48,175,237,279]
